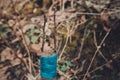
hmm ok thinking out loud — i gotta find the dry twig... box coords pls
[93,31,108,61]
[82,29,111,80]
[17,17,32,74]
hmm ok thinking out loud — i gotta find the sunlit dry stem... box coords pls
[93,30,108,61]
[79,60,112,77]
[72,27,87,61]
[82,29,111,80]
[58,21,78,61]
[17,20,32,74]
[71,0,74,8]
[58,24,70,61]
[57,69,71,79]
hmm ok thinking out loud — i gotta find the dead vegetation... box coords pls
[0,0,120,80]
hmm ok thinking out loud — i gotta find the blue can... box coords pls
[40,53,58,79]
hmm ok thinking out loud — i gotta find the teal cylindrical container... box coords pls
[40,53,58,79]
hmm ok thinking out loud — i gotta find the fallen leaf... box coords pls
[23,24,36,33]
[30,44,42,56]
[44,43,53,51]
[8,20,15,27]
[45,28,52,36]
[1,47,14,61]
[11,58,21,66]
[31,17,40,23]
